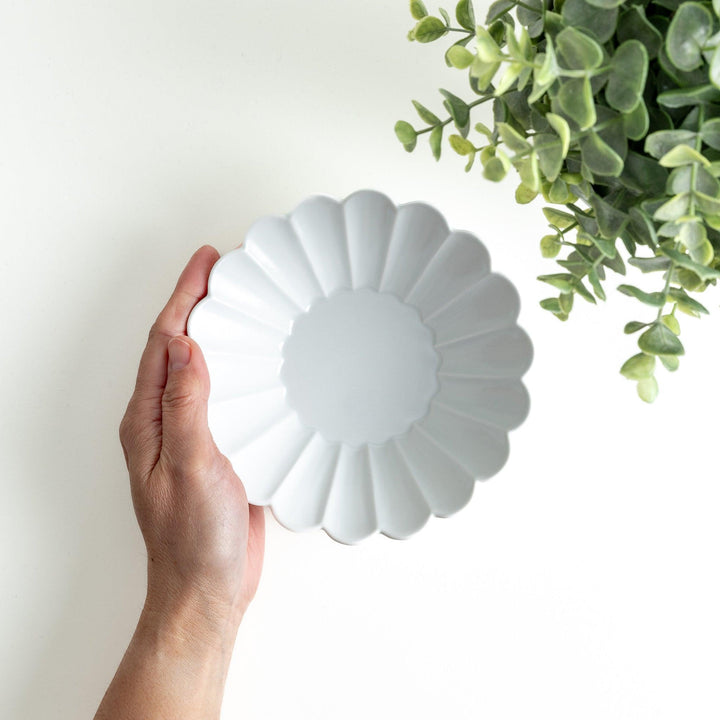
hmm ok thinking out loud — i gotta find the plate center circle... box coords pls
[280,288,439,446]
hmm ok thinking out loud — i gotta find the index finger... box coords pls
[131,244,220,409]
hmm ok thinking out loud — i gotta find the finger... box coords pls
[132,245,219,408]
[245,504,266,602]
[121,246,218,467]
[159,335,215,477]
[247,504,266,565]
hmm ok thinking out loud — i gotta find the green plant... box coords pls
[396,0,720,402]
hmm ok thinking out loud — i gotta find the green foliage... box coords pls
[395,0,720,402]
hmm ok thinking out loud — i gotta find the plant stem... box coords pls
[567,203,592,217]
[416,95,495,135]
[417,119,452,135]
[654,106,706,321]
[516,0,541,12]
[469,96,494,109]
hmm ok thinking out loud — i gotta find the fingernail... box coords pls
[168,337,191,370]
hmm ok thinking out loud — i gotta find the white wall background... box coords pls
[2,1,719,718]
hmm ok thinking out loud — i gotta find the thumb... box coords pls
[160,336,214,474]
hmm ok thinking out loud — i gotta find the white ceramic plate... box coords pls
[188,190,532,543]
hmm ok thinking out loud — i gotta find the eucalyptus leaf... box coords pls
[518,151,541,191]
[637,376,659,403]
[475,122,493,138]
[666,165,720,196]
[540,297,562,313]
[657,222,681,238]
[678,220,707,250]
[624,321,649,334]
[668,286,709,315]
[617,284,667,307]
[689,239,714,265]
[653,192,691,222]
[659,355,680,372]
[572,278,597,303]
[470,56,501,91]
[440,89,471,136]
[414,16,448,43]
[700,118,720,150]
[548,177,571,203]
[516,183,538,203]
[620,353,656,380]
[546,113,571,157]
[638,323,685,356]
[395,121,417,149]
[623,100,650,141]
[456,0,475,29]
[540,234,562,258]
[410,0,429,20]
[584,0,626,8]
[538,273,576,292]
[659,245,720,280]
[558,252,590,277]
[559,291,574,313]
[666,2,713,71]
[579,131,624,176]
[449,134,475,155]
[535,133,564,181]
[476,26,502,62]
[558,77,596,130]
[494,63,524,95]
[588,234,617,258]
[536,36,559,87]
[674,268,704,292]
[542,207,575,229]
[574,211,599,236]
[628,207,658,248]
[661,313,681,335]
[588,267,607,300]
[644,130,698,159]
[429,124,443,160]
[658,85,720,108]
[616,6,663,60]
[606,41,648,113]
[483,156,507,180]
[486,0,515,23]
[497,122,531,153]
[590,192,627,241]
[560,0,618,44]
[622,151,668,196]
[628,256,672,273]
[447,45,475,69]
[659,144,710,167]
[399,0,720,399]
[555,27,604,71]
[503,90,533,131]
[412,100,441,126]
[710,46,720,89]
[695,191,720,214]
[516,0,543,37]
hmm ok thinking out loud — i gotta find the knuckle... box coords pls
[160,442,206,480]
[212,452,234,479]
[147,321,167,344]
[118,412,132,448]
[162,387,196,412]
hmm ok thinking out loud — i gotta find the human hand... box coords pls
[119,245,265,637]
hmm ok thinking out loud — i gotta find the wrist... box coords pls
[142,576,243,659]
[100,585,237,720]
